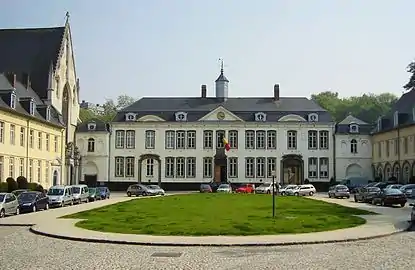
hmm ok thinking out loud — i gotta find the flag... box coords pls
[223,137,231,151]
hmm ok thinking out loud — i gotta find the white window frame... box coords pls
[256,157,265,178]
[29,130,34,148]
[287,130,297,150]
[125,157,135,177]
[176,131,185,149]
[255,112,267,122]
[28,159,33,181]
[46,106,51,121]
[115,157,124,177]
[45,161,49,185]
[19,158,24,177]
[308,130,318,149]
[10,124,15,145]
[319,131,329,150]
[87,123,96,131]
[229,130,238,149]
[256,130,266,149]
[37,132,42,150]
[349,124,359,133]
[115,130,125,149]
[186,157,196,178]
[87,138,95,152]
[245,157,255,178]
[187,131,196,149]
[176,157,185,178]
[0,156,3,182]
[351,139,357,154]
[45,134,50,151]
[245,130,255,149]
[175,112,187,122]
[20,127,25,147]
[394,138,399,155]
[228,157,238,178]
[0,122,4,143]
[165,131,175,149]
[203,157,213,178]
[146,158,154,177]
[145,130,155,149]
[216,130,225,148]
[29,100,36,115]
[165,157,175,178]
[9,157,14,178]
[203,130,213,149]
[53,135,58,152]
[308,157,318,178]
[308,113,318,122]
[125,113,136,121]
[126,130,135,149]
[267,131,276,149]
[319,157,329,178]
[267,157,276,178]
[10,92,16,109]
[37,160,41,183]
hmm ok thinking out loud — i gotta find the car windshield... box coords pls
[12,190,27,196]
[0,194,4,202]
[368,187,380,192]
[89,188,96,193]
[148,185,160,189]
[19,192,37,201]
[259,184,270,188]
[219,184,230,188]
[337,186,348,190]
[201,185,210,188]
[48,188,64,196]
[97,187,107,191]
[72,187,81,194]
[385,189,403,195]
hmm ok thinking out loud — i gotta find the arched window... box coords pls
[87,138,95,152]
[350,139,357,154]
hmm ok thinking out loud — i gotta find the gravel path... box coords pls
[0,226,414,270]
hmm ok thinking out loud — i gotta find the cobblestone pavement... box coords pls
[0,226,414,270]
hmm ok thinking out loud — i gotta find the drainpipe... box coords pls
[397,127,401,183]
[61,128,65,185]
[332,124,336,181]
[26,120,30,179]
[107,124,112,184]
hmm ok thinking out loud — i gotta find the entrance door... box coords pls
[220,166,227,183]
[84,174,97,187]
[53,170,59,186]
[281,155,304,185]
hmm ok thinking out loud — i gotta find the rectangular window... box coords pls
[37,160,42,183]
[87,139,95,152]
[403,137,408,154]
[145,130,155,149]
[229,130,238,149]
[267,157,276,178]
[0,122,4,143]
[10,124,15,145]
[126,130,135,149]
[308,157,318,178]
[176,157,185,177]
[378,142,382,157]
[146,158,154,177]
[319,131,329,150]
[19,158,24,177]
[115,130,125,149]
[267,131,276,149]
[28,159,33,181]
[53,135,58,152]
[165,130,175,149]
[165,157,175,178]
[45,134,50,151]
[38,132,42,150]
[187,131,196,149]
[245,157,255,178]
[45,161,49,185]
[30,130,34,148]
[319,158,329,178]
[115,157,124,177]
[394,138,399,155]
[0,156,3,182]
[287,130,297,150]
[9,157,14,178]
[245,130,255,149]
[386,140,390,157]
[125,157,135,177]
[308,130,318,149]
[203,157,213,178]
[20,127,25,147]
[216,130,225,148]
[203,130,213,149]
[176,131,186,149]
[256,130,266,149]
[256,157,265,178]
[228,157,238,178]
[186,157,196,178]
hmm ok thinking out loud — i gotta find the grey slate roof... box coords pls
[0,26,65,99]
[76,118,110,133]
[338,115,368,125]
[215,70,229,82]
[373,89,415,133]
[0,74,63,127]
[336,114,373,135]
[114,96,334,123]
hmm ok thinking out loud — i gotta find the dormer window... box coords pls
[349,123,359,133]
[308,113,318,122]
[46,106,51,121]
[175,112,188,122]
[10,91,16,109]
[125,113,136,121]
[393,111,399,127]
[254,112,267,122]
[29,100,36,116]
[412,106,415,121]
[87,122,96,131]
[377,117,382,131]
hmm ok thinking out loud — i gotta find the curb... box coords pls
[28,224,411,247]
[0,223,33,227]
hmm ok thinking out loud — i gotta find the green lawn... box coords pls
[63,194,374,236]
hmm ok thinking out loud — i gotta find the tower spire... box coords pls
[65,11,70,25]
[220,58,224,74]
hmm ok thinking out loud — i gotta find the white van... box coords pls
[47,185,73,207]
[71,185,89,204]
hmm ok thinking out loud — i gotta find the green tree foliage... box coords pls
[311,91,397,123]
[403,60,415,92]
[79,95,137,122]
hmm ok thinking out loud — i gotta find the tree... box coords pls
[403,60,415,92]
[6,177,17,192]
[16,176,28,189]
[79,108,96,122]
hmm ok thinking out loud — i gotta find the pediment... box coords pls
[198,106,244,122]
[278,114,307,122]
[137,115,165,122]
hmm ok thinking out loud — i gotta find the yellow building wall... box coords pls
[0,109,66,188]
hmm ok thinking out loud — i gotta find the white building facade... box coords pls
[334,115,373,181]
[76,70,336,190]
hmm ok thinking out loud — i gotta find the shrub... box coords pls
[34,184,44,193]
[304,178,310,184]
[0,182,8,192]
[6,177,18,192]
[27,182,39,191]
[410,176,415,184]
[388,176,397,182]
[16,176,28,189]
[329,177,336,186]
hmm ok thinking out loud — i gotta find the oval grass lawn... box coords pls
[63,194,374,236]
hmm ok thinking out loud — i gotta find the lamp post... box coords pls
[271,170,276,218]
[74,146,81,185]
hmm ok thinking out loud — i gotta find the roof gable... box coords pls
[197,105,244,121]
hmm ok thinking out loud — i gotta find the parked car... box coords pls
[371,188,407,207]
[341,177,370,193]
[11,189,29,198]
[216,184,232,193]
[354,186,381,203]
[255,183,279,194]
[328,185,350,199]
[47,185,74,207]
[96,187,111,199]
[370,181,398,190]
[88,188,100,202]
[146,185,165,195]
[127,184,152,196]
[410,203,415,225]
[385,184,403,190]
[18,191,49,213]
[71,185,89,204]
[400,184,415,198]
[289,184,316,196]
[279,185,298,196]
[0,193,20,217]
[235,184,255,193]
[200,184,212,193]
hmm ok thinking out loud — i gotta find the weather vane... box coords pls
[65,11,70,23]
[218,58,225,73]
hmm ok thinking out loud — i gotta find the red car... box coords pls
[235,184,255,193]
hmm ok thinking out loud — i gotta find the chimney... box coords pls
[273,84,280,101]
[201,84,207,98]
[6,72,16,88]
[22,73,31,89]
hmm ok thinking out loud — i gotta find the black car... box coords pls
[371,188,407,207]
[18,191,49,213]
[354,187,381,203]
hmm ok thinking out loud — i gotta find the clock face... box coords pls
[217,112,225,120]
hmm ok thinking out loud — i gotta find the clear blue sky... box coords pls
[1,1,414,103]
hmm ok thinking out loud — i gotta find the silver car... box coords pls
[47,186,74,207]
[328,185,350,199]
[400,184,415,198]
[410,203,415,225]
[280,185,298,196]
[217,184,232,193]
[146,185,165,195]
[0,193,20,217]
[290,184,316,196]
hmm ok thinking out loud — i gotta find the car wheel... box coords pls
[15,207,20,215]
[400,203,405,207]
[142,192,147,196]
[294,192,299,196]
[45,203,49,210]
[0,209,4,218]
[381,200,385,206]
[267,190,270,194]
[32,205,37,212]
[346,196,350,199]
[309,191,314,196]
[70,200,74,206]
[354,196,358,202]
[281,191,286,196]
[371,199,376,205]
[127,192,131,197]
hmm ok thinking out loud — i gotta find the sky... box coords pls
[1,1,414,103]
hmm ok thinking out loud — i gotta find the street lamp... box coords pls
[271,170,276,218]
